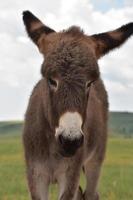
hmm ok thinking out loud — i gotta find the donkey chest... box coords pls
[45,154,68,183]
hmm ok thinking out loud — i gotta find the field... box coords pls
[0,135,133,200]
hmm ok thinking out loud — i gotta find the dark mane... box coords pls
[64,26,84,37]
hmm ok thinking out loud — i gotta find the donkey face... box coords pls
[43,37,99,156]
[23,11,133,156]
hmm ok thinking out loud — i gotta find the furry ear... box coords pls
[23,11,55,47]
[90,23,133,59]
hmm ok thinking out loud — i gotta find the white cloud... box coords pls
[0,0,133,120]
[124,0,133,6]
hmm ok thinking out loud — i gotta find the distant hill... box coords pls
[0,121,23,136]
[0,112,133,136]
[109,112,133,137]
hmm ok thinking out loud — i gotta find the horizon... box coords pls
[1,110,133,122]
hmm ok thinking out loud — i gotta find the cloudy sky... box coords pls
[0,0,133,120]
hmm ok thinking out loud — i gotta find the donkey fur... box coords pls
[22,11,133,200]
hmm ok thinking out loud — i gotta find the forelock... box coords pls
[63,26,84,37]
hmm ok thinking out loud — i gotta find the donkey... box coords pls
[22,10,133,200]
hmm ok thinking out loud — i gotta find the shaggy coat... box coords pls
[23,11,133,200]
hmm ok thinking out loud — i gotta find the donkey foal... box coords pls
[22,11,133,200]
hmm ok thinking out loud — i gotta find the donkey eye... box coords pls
[48,77,58,88]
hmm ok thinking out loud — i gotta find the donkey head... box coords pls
[23,11,133,157]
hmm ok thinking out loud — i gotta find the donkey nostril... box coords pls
[76,134,84,147]
[59,134,65,146]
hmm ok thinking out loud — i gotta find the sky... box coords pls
[0,0,133,120]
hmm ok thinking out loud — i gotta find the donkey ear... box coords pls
[90,23,133,59]
[23,11,55,49]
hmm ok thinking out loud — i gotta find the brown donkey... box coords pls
[22,11,133,200]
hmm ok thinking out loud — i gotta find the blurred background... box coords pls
[0,0,133,200]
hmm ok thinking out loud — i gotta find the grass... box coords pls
[0,135,133,199]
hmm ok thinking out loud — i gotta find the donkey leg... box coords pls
[57,165,83,200]
[77,186,84,200]
[83,157,102,200]
[27,162,49,200]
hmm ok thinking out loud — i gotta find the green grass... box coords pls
[0,136,133,200]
